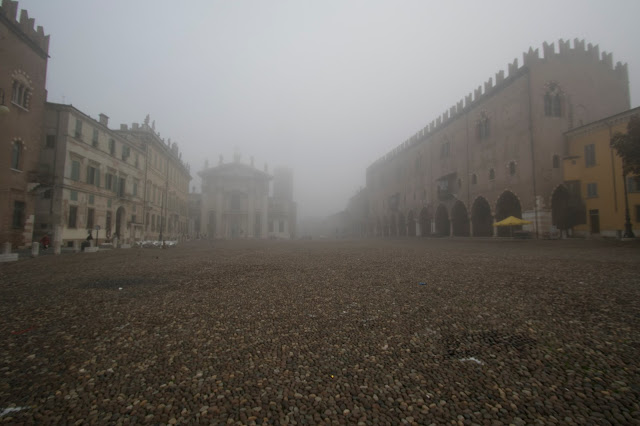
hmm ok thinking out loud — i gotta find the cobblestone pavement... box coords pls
[1,238,639,425]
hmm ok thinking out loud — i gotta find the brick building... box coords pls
[0,0,49,248]
[361,39,630,238]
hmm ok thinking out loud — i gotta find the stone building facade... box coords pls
[199,158,296,239]
[0,0,49,248]
[362,39,630,238]
[35,104,191,247]
[116,119,191,242]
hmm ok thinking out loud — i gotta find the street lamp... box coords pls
[0,89,10,115]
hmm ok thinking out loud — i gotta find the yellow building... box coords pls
[561,107,640,237]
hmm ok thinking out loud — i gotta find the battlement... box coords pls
[0,0,50,55]
[366,38,628,172]
[120,116,190,174]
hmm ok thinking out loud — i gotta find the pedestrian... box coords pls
[40,234,50,250]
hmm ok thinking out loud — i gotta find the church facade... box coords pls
[199,157,296,239]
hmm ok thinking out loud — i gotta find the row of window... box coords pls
[378,153,562,189]
[69,160,139,197]
[70,120,139,166]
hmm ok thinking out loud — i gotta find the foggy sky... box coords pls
[13,0,640,220]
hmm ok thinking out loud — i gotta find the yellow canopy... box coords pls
[493,216,532,226]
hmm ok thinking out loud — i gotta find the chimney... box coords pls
[120,124,128,131]
[132,123,139,130]
[99,113,109,127]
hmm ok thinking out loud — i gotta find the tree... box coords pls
[611,115,640,175]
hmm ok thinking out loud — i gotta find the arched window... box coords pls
[552,154,560,169]
[544,82,563,117]
[489,168,495,180]
[471,174,477,185]
[509,161,516,176]
[11,72,32,110]
[11,140,22,170]
[476,112,490,140]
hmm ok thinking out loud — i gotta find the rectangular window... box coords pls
[71,160,80,180]
[12,201,25,229]
[118,178,126,197]
[87,166,97,185]
[109,139,115,155]
[586,182,598,198]
[627,176,640,193]
[131,214,137,224]
[107,198,112,208]
[75,119,82,139]
[585,144,596,167]
[68,205,78,228]
[70,190,78,201]
[151,215,156,230]
[87,208,95,229]
[105,173,113,191]
[88,194,94,205]
[46,135,56,148]
[133,180,138,196]
[122,145,130,160]
[92,128,99,147]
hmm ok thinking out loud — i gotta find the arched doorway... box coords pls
[419,207,431,237]
[435,204,450,237]
[551,185,570,232]
[398,212,406,236]
[451,201,470,236]
[115,206,125,239]
[407,210,416,236]
[471,196,493,237]
[495,191,522,237]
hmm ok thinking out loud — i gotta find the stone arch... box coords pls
[397,212,406,236]
[435,204,450,237]
[495,190,522,237]
[471,196,493,237]
[551,185,570,232]
[419,207,431,237]
[407,210,416,237]
[450,200,470,237]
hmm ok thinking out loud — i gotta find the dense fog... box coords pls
[15,0,640,221]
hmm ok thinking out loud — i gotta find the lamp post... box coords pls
[622,173,635,239]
